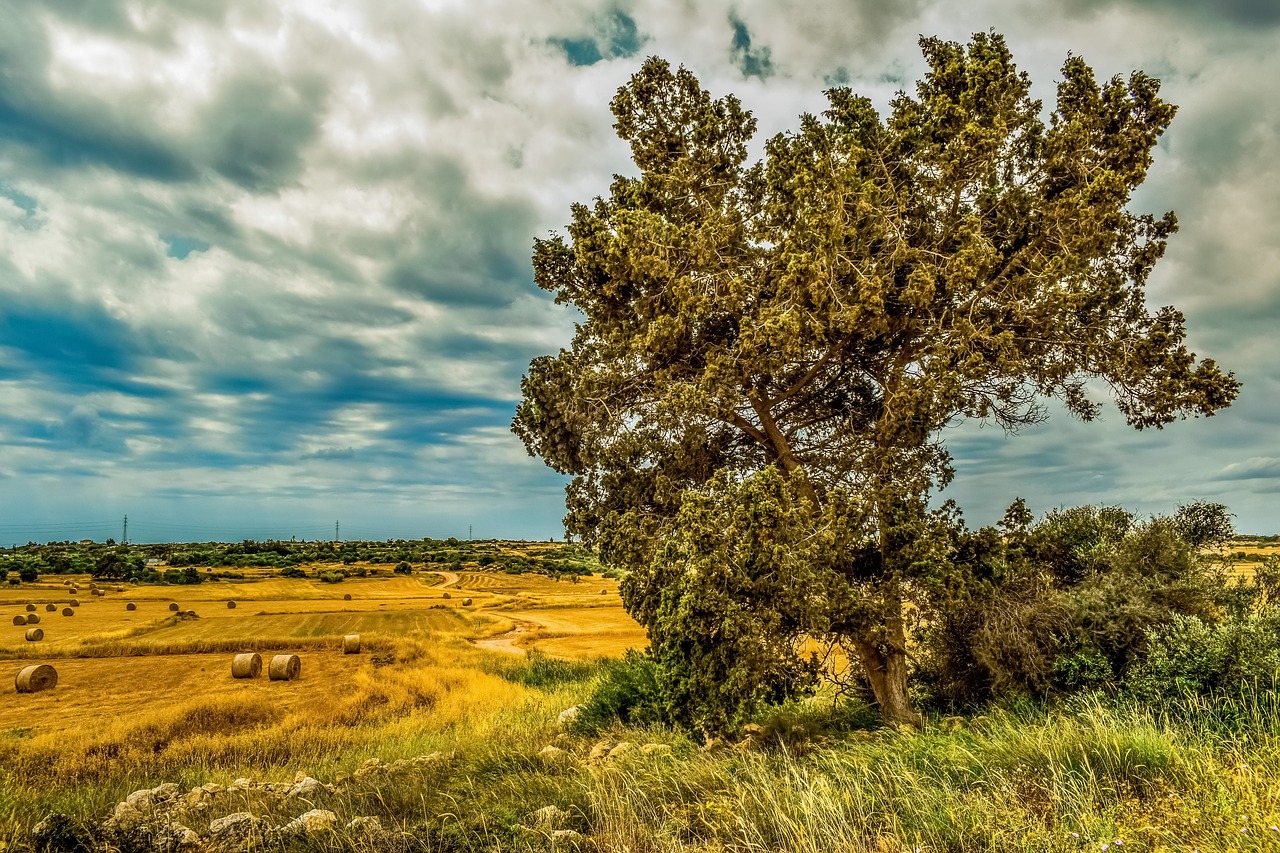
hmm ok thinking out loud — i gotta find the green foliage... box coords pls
[279,566,307,579]
[574,650,670,731]
[318,570,346,584]
[1124,614,1280,702]
[513,32,1237,727]
[494,649,603,690]
[920,501,1243,709]
[394,560,413,574]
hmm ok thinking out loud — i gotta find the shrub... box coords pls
[394,561,412,574]
[1124,613,1280,702]
[318,570,346,584]
[573,650,669,731]
[280,566,307,579]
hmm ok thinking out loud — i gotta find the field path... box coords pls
[471,617,541,655]
[432,571,461,589]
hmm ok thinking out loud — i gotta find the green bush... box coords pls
[280,566,307,579]
[573,650,669,731]
[394,561,412,574]
[1123,613,1280,702]
[318,570,346,584]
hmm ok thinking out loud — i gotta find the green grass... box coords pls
[5,649,1280,852]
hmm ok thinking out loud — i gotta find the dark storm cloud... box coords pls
[0,0,1274,540]
[1061,0,1280,26]
[203,71,329,193]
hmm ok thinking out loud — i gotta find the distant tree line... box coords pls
[0,538,599,585]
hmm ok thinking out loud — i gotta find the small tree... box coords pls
[515,33,1238,728]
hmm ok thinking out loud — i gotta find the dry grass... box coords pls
[0,566,642,738]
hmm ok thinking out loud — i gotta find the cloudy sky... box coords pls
[0,0,1276,543]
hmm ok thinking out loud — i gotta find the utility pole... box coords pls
[335,520,340,542]
[123,514,128,545]
[469,524,472,541]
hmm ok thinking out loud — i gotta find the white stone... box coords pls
[280,809,338,835]
[207,812,263,846]
[557,705,582,725]
[286,776,329,798]
[528,805,568,829]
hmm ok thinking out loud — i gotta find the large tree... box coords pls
[513,33,1238,728]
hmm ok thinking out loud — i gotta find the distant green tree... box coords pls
[92,551,126,580]
[514,34,1238,728]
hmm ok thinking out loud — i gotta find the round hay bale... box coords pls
[15,664,56,692]
[462,597,473,607]
[126,602,136,611]
[11,615,26,626]
[62,608,74,617]
[342,634,361,654]
[25,628,43,642]
[183,610,197,619]
[115,586,124,593]
[168,602,179,612]
[442,592,451,600]
[26,614,39,625]
[63,580,71,586]
[600,589,608,595]
[227,600,236,609]
[45,603,56,612]
[69,599,79,607]
[268,654,301,681]
[92,589,104,597]
[68,587,77,594]
[231,653,262,679]
[343,593,352,601]
[25,603,36,612]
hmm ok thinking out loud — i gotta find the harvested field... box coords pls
[0,564,644,740]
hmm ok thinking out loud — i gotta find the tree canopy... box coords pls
[513,32,1239,729]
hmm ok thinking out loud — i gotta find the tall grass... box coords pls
[5,647,1280,852]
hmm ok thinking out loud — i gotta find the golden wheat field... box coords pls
[0,566,644,740]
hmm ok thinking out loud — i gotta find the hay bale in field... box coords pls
[600,589,608,595]
[182,610,198,620]
[26,614,39,624]
[15,664,56,692]
[63,580,71,586]
[115,586,124,592]
[227,600,236,609]
[126,602,136,611]
[62,608,74,617]
[168,602,179,612]
[343,634,361,654]
[11,615,26,626]
[25,628,43,642]
[343,593,352,601]
[231,653,262,678]
[45,603,56,612]
[442,592,451,599]
[25,603,36,612]
[268,654,301,681]
[462,597,473,606]
[92,589,104,597]
[69,599,79,607]
[69,587,77,594]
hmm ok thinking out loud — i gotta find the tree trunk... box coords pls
[852,636,922,728]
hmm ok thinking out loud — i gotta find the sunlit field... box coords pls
[0,565,635,732]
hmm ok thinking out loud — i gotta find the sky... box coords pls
[0,0,1276,543]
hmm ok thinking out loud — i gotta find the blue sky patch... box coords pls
[164,235,212,260]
